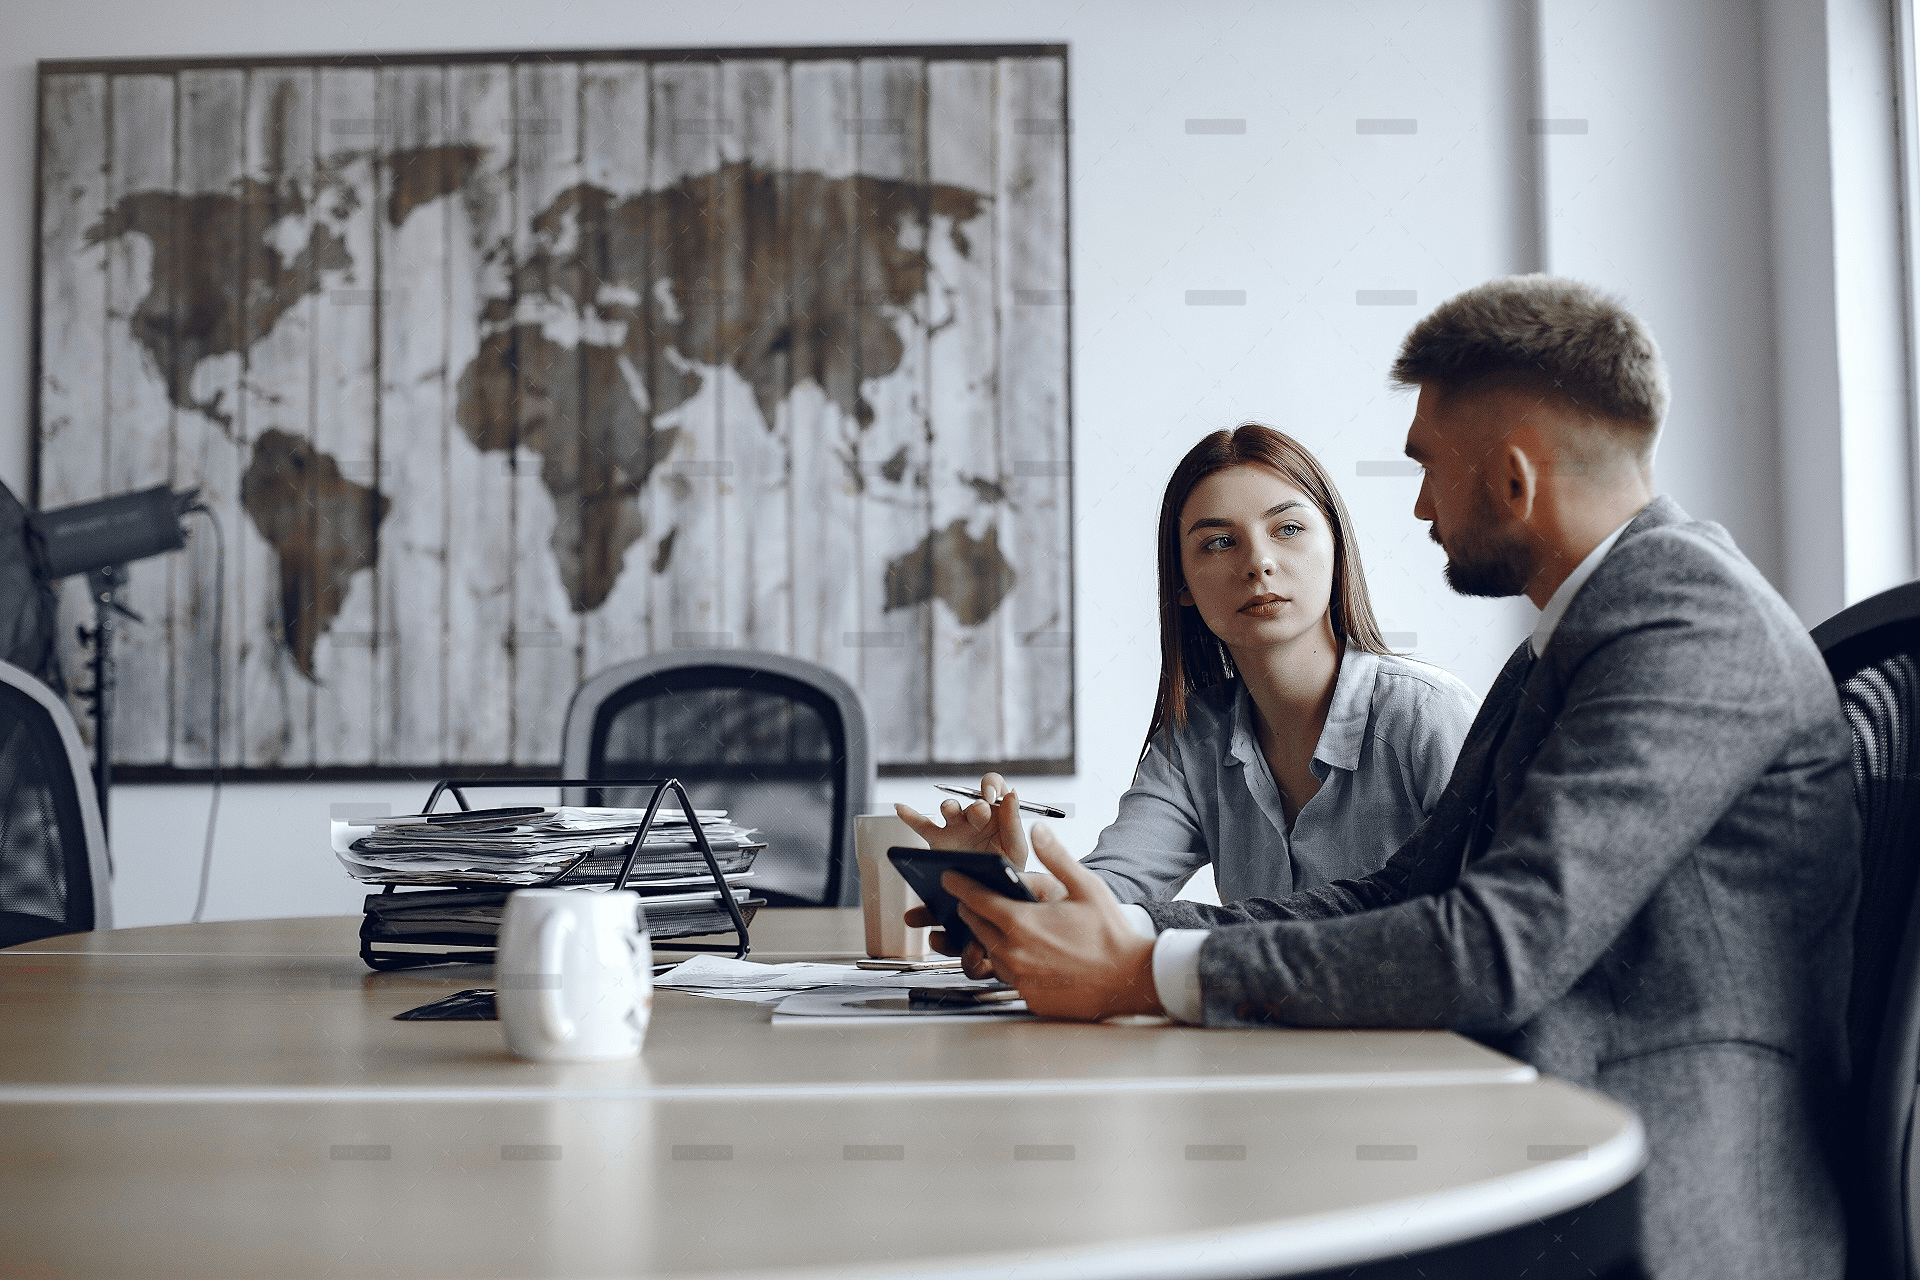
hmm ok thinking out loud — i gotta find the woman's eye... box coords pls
[1202,535,1233,552]
[1275,522,1304,538]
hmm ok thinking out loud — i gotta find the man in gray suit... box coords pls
[932,276,1861,1277]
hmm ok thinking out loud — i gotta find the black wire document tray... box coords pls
[353,777,757,971]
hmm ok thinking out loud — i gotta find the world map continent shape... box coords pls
[83,145,480,677]
[452,160,991,615]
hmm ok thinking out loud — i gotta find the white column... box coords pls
[1764,0,1914,623]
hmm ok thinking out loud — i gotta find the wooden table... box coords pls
[0,912,1645,1278]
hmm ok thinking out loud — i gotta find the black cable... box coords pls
[188,505,224,924]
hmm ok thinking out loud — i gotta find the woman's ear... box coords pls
[1177,585,1193,607]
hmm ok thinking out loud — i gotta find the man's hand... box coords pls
[894,773,1033,867]
[905,864,1066,979]
[942,823,1162,1021]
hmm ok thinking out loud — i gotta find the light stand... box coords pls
[74,564,139,840]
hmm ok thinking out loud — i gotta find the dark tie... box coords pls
[1444,640,1537,873]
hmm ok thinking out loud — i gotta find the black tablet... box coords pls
[887,848,1038,951]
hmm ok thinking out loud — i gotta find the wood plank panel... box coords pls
[308,67,383,766]
[101,73,179,766]
[442,64,516,764]
[170,68,246,770]
[37,77,109,513]
[718,60,794,660]
[647,63,725,662]
[508,61,585,765]
[236,66,316,768]
[785,60,862,691]
[374,65,451,765]
[925,60,1004,764]
[996,57,1073,763]
[39,49,1075,776]
[577,61,654,686]
[36,74,110,749]
[855,58,933,762]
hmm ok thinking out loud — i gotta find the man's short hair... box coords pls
[1391,275,1669,450]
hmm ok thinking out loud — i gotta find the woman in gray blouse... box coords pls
[901,422,1479,903]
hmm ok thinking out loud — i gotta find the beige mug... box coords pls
[855,813,931,959]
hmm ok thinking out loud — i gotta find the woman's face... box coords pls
[1177,464,1338,656]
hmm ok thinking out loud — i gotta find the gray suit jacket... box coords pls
[1142,497,1860,1279]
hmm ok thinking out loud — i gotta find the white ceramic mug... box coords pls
[496,889,652,1062]
[855,813,932,959]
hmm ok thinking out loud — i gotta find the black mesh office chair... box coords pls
[1812,580,1920,1279]
[0,659,111,948]
[559,650,872,907]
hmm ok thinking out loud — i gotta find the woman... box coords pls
[899,422,1478,904]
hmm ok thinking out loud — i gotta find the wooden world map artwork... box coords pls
[35,47,1072,776]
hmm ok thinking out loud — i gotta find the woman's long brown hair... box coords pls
[1144,423,1392,753]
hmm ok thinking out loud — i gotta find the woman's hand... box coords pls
[893,772,1033,867]
[895,774,1048,977]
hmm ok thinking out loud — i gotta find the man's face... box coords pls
[1404,384,1534,598]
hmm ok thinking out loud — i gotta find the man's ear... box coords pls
[1501,441,1540,523]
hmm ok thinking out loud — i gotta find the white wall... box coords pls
[1540,0,1785,582]
[0,0,1816,925]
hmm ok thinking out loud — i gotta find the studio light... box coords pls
[29,485,198,580]
[22,484,205,839]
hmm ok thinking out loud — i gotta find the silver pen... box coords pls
[933,784,1068,819]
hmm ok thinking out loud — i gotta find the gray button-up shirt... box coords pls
[1083,650,1480,903]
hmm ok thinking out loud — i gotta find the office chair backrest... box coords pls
[560,650,872,907]
[1812,580,1920,1279]
[0,659,111,947]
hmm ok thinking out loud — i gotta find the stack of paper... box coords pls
[333,806,764,887]
[363,884,760,942]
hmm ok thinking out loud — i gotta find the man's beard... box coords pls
[1433,490,1533,598]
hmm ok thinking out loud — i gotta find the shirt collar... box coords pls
[1227,685,1258,766]
[1528,518,1632,658]
[1313,647,1376,771]
[1224,646,1376,773]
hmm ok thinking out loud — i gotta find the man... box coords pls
[920,276,1860,1278]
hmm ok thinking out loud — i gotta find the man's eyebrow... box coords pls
[1184,501,1304,537]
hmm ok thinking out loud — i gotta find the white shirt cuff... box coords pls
[1151,929,1209,1024]
[1118,903,1156,939]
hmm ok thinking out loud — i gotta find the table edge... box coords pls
[698,1116,1647,1280]
[0,1063,1538,1104]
